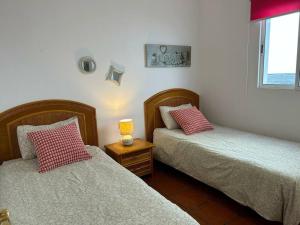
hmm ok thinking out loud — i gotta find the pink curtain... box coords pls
[251,0,300,21]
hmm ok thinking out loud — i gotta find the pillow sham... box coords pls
[17,117,80,160]
[170,106,213,135]
[27,122,91,173]
[159,104,192,129]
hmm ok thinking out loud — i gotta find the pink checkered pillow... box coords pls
[170,106,213,135]
[27,122,92,173]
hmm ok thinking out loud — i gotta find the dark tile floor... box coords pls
[143,162,282,225]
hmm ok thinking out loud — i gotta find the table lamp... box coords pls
[119,119,134,146]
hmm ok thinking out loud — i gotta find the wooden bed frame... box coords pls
[0,209,10,225]
[0,100,99,163]
[144,88,199,142]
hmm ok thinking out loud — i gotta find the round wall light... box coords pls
[78,56,96,74]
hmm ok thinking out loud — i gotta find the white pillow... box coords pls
[17,117,81,160]
[159,104,192,129]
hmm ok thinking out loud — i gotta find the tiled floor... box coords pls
[143,162,282,225]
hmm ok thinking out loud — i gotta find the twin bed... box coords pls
[0,100,199,225]
[144,89,300,225]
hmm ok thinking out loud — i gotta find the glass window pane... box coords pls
[263,12,299,86]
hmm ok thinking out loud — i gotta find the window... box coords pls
[259,12,300,89]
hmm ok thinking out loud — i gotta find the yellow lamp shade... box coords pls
[119,119,134,135]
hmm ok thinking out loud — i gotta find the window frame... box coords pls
[258,13,300,90]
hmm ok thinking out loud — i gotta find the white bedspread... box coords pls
[154,126,300,225]
[0,146,199,225]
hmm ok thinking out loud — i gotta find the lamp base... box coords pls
[121,135,134,146]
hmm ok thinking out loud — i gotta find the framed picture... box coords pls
[145,44,191,68]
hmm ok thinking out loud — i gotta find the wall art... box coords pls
[145,44,191,67]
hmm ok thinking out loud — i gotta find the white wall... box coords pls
[0,0,202,146]
[1,0,299,145]
[197,0,300,142]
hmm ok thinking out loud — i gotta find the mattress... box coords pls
[154,126,300,225]
[0,146,199,225]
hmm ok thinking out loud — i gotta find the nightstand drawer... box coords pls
[126,161,151,175]
[121,150,151,166]
[125,160,150,170]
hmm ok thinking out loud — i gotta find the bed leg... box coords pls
[0,209,11,225]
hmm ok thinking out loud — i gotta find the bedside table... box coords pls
[105,139,154,177]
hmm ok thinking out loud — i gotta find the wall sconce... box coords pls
[78,56,96,74]
[105,63,125,86]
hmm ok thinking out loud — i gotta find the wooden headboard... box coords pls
[144,88,199,142]
[0,100,99,163]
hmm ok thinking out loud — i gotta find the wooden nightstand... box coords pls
[105,139,154,177]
